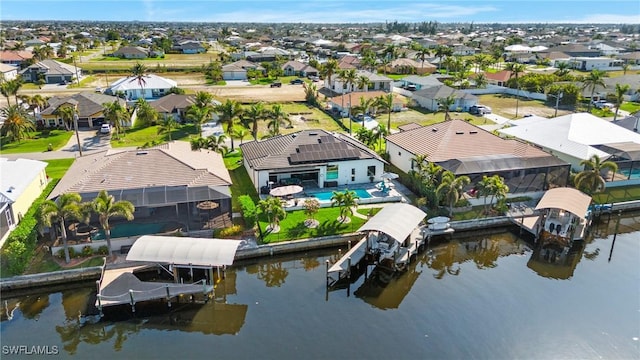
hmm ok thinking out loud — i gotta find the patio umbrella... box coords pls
[381,172,399,180]
[197,201,219,210]
[269,185,304,197]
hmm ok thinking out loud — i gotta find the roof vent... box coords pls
[292,134,297,138]
[432,128,438,132]
[455,131,464,135]
[469,131,478,134]
[309,132,318,136]
[7,186,14,193]
[136,151,148,155]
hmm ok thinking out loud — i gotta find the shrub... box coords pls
[82,246,94,257]
[238,195,257,228]
[214,225,243,238]
[3,241,28,274]
[97,246,109,255]
[67,247,77,258]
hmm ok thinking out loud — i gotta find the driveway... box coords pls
[1,129,112,161]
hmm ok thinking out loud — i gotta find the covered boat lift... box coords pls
[96,236,241,314]
[326,203,426,286]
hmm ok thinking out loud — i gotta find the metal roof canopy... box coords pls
[126,236,242,267]
[357,203,426,243]
[535,188,592,220]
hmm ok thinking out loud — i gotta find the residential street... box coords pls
[1,129,113,161]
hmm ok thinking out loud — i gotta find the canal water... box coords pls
[2,213,639,359]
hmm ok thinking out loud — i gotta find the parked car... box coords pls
[469,105,492,115]
[100,123,112,134]
[270,82,282,88]
[307,75,320,82]
[593,100,614,109]
[406,84,417,91]
[290,78,304,85]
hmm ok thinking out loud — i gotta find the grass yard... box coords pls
[620,102,640,113]
[477,94,567,119]
[111,124,199,148]
[259,207,370,243]
[0,129,73,154]
[223,150,260,211]
[44,158,75,180]
[593,185,640,204]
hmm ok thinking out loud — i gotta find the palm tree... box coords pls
[54,105,76,131]
[437,171,471,217]
[330,189,359,223]
[303,82,319,106]
[339,69,358,135]
[582,69,607,112]
[158,116,177,141]
[215,99,243,151]
[244,102,266,140]
[415,46,432,71]
[39,193,84,264]
[376,93,394,133]
[621,63,630,75]
[102,100,128,138]
[129,62,148,99]
[356,75,371,92]
[505,62,527,118]
[91,190,135,258]
[574,155,619,195]
[28,94,47,113]
[476,175,509,215]
[437,95,456,121]
[0,77,23,106]
[233,128,248,145]
[555,62,571,78]
[0,105,35,143]
[474,73,488,89]
[266,104,290,137]
[375,123,388,150]
[190,133,228,154]
[186,105,212,135]
[193,91,214,109]
[613,83,630,122]
[257,196,286,233]
[134,98,158,127]
[319,58,338,90]
[434,45,453,70]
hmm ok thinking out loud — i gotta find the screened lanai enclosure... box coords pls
[437,155,571,193]
[79,185,232,233]
[595,142,640,181]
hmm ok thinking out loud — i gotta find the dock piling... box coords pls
[129,290,136,313]
[166,284,171,308]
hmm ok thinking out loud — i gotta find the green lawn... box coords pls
[223,150,260,211]
[111,124,199,148]
[0,129,73,154]
[593,185,640,204]
[44,159,75,180]
[620,102,640,114]
[259,207,370,243]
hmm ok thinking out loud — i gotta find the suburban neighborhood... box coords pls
[0,11,639,359]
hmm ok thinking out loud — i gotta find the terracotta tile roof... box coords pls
[484,70,512,83]
[50,141,231,199]
[0,50,33,61]
[386,120,557,163]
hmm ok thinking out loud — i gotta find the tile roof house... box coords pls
[19,59,81,84]
[0,158,48,247]
[39,91,127,128]
[498,113,640,175]
[112,46,150,59]
[411,84,478,112]
[0,63,18,81]
[328,91,404,116]
[483,70,512,87]
[149,93,197,121]
[240,129,386,192]
[281,61,319,77]
[386,120,570,194]
[384,58,437,75]
[0,50,34,67]
[49,141,233,231]
[326,70,392,94]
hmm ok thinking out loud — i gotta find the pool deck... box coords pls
[260,180,409,210]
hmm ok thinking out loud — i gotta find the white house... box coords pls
[222,60,264,81]
[240,129,386,192]
[0,63,18,81]
[556,57,624,71]
[106,74,177,100]
[325,70,392,94]
[498,113,640,172]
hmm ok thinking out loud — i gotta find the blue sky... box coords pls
[1,1,639,23]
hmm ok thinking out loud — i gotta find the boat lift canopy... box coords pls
[357,203,427,243]
[126,235,242,267]
[534,188,592,220]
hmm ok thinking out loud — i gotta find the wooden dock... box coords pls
[326,237,368,285]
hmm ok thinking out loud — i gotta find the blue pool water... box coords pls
[620,168,640,180]
[311,189,373,201]
[91,221,183,240]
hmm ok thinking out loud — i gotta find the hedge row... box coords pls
[2,180,59,276]
[238,195,257,229]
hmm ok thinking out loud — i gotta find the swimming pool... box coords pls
[310,189,373,201]
[91,221,183,240]
[619,168,640,180]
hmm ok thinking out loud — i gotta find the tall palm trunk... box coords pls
[60,219,71,263]
[105,228,113,257]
